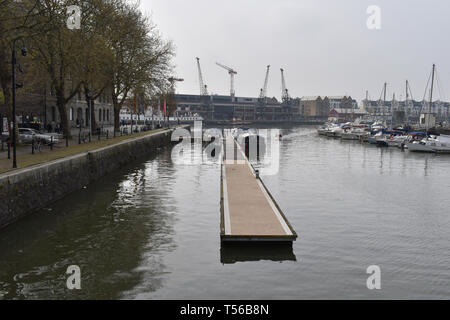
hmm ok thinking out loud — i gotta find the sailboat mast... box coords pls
[424,64,436,132]
[383,82,387,125]
[405,80,409,125]
[429,64,435,114]
[391,93,395,129]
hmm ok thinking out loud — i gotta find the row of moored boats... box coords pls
[318,121,450,153]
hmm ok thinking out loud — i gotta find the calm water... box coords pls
[0,126,449,299]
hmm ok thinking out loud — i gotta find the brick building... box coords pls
[298,96,330,118]
[0,84,114,132]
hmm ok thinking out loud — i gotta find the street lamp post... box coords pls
[167,77,184,128]
[86,89,92,142]
[11,38,27,168]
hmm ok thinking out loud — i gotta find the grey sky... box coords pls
[141,0,450,102]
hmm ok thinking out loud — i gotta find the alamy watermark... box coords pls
[23,4,382,31]
[66,265,81,290]
[366,265,381,290]
[66,5,81,30]
[366,5,381,30]
[171,121,280,176]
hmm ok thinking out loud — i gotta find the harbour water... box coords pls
[0,126,449,299]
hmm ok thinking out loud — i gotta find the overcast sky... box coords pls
[141,0,450,102]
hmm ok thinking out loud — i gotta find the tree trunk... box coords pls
[2,87,11,118]
[0,79,11,133]
[2,87,18,143]
[84,86,97,134]
[56,95,71,138]
[112,95,120,133]
[90,99,97,133]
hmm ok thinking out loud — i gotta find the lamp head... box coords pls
[21,47,27,57]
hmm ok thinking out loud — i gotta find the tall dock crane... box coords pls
[196,57,208,96]
[280,68,290,102]
[216,62,237,97]
[259,65,271,100]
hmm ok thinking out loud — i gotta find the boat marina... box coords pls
[318,64,450,154]
[317,121,450,153]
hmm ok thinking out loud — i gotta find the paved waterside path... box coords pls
[0,126,188,229]
[0,127,170,174]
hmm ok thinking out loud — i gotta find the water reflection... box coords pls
[1,126,449,299]
[220,243,296,264]
[0,147,177,300]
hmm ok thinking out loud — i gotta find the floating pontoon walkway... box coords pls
[220,134,297,243]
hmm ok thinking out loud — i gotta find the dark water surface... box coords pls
[0,126,449,299]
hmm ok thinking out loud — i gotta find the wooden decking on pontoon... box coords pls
[220,134,297,243]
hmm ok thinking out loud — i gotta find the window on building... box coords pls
[70,107,73,121]
[107,109,110,122]
[51,106,56,122]
[99,109,102,122]
[77,108,83,125]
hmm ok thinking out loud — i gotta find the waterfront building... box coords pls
[328,96,357,110]
[0,83,114,132]
[174,94,334,121]
[419,113,436,128]
[174,94,293,121]
[362,99,450,122]
[328,108,369,122]
[298,96,330,118]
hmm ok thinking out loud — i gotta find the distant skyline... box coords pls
[142,0,450,102]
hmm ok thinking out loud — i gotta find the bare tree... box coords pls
[104,1,174,134]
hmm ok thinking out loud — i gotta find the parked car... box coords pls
[18,128,59,145]
[1,131,9,142]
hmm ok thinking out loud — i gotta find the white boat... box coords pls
[407,139,435,152]
[341,127,369,140]
[407,135,450,153]
[376,134,408,147]
[317,123,338,136]
[326,126,344,138]
[317,126,329,136]
[203,128,223,142]
[367,131,384,144]
[371,121,384,131]
[433,135,450,152]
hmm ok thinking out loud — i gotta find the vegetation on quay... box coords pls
[0,128,166,174]
[0,0,175,138]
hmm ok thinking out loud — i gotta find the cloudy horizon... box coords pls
[142,0,450,103]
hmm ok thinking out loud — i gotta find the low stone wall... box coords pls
[0,128,180,229]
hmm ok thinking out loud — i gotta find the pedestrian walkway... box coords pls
[0,126,164,173]
[220,133,297,243]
